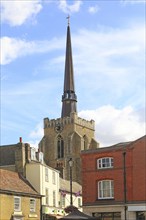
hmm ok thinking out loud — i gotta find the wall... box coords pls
[81,147,133,204]
[0,193,40,220]
[81,136,146,220]
[26,163,41,194]
[0,142,31,176]
[132,137,146,201]
[82,136,146,205]
[40,113,99,184]
[26,163,60,207]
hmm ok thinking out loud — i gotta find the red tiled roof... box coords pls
[0,169,40,196]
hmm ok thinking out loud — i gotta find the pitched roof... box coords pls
[81,135,146,154]
[60,178,82,195]
[0,169,40,197]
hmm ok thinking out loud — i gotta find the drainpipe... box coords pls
[123,152,127,220]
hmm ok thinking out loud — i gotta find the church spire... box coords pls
[61,17,77,118]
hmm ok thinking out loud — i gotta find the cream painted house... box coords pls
[26,149,82,220]
[26,152,61,219]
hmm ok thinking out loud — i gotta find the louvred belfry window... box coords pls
[57,135,64,159]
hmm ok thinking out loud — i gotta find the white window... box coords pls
[31,148,36,161]
[78,198,81,207]
[45,167,49,182]
[97,157,113,169]
[30,198,36,212]
[38,152,44,163]
[52,171,56,184]
[53,191,56,206]
[13,217,23,220]
[98,180,114,199]
[46,188,49,205]
[61,195,65,207]
[14,196,21,211]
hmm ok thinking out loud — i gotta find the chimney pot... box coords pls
[19,137,22,143]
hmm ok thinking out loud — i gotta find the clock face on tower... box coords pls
[55,122,63,133]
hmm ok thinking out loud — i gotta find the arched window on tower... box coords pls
[57,135,64,159]
[83,135,88,150]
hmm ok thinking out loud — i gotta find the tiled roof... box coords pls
[60,178,82,195]
[81,141,133,154]
[0,169,40,197]
[82,135,146,154]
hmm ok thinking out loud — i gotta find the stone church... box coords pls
[39,20,99,184]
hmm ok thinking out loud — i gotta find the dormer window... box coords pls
[97,157,113,169]
[38,152,44,163]
[30,148,36,161]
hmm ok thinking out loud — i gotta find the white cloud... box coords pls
[1,0,42,26]
[29,122,43,139]
[121,0,146,5]
[27,105,146,148]
[88,5,100,14]
[0,36,64,65]
[26,105,146,148]
[28,122,43,148]
[58,0,82,14]
[1,37,33,65]
[1,23,144,69]
[79,105,145,147]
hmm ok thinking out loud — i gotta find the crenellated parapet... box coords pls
[44,112,95,130]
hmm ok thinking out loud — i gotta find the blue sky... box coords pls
[1,0,145,147]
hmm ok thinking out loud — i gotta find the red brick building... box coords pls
[81,135,146,220]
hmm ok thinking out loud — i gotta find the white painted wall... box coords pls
[26,158,82,215]
[26,162,60,207]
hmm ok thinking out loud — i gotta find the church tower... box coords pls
[39,19,99,184]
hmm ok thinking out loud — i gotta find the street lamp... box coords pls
[68,158,73,206]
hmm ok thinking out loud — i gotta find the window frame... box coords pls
[94,212,121,220]
[78,198,81,207]
[97,157,113,169]
[45,167,49,182]
[14,196,21,212]
[61,194,66,207]
[30,198,36,213]
[98,180,114,199]
[45,188,49,205]
[52,171,56,184]
[53,190,56,207]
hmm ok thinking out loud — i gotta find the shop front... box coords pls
[42,206,65,220]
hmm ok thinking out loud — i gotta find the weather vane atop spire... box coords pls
[66,15,70,26]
